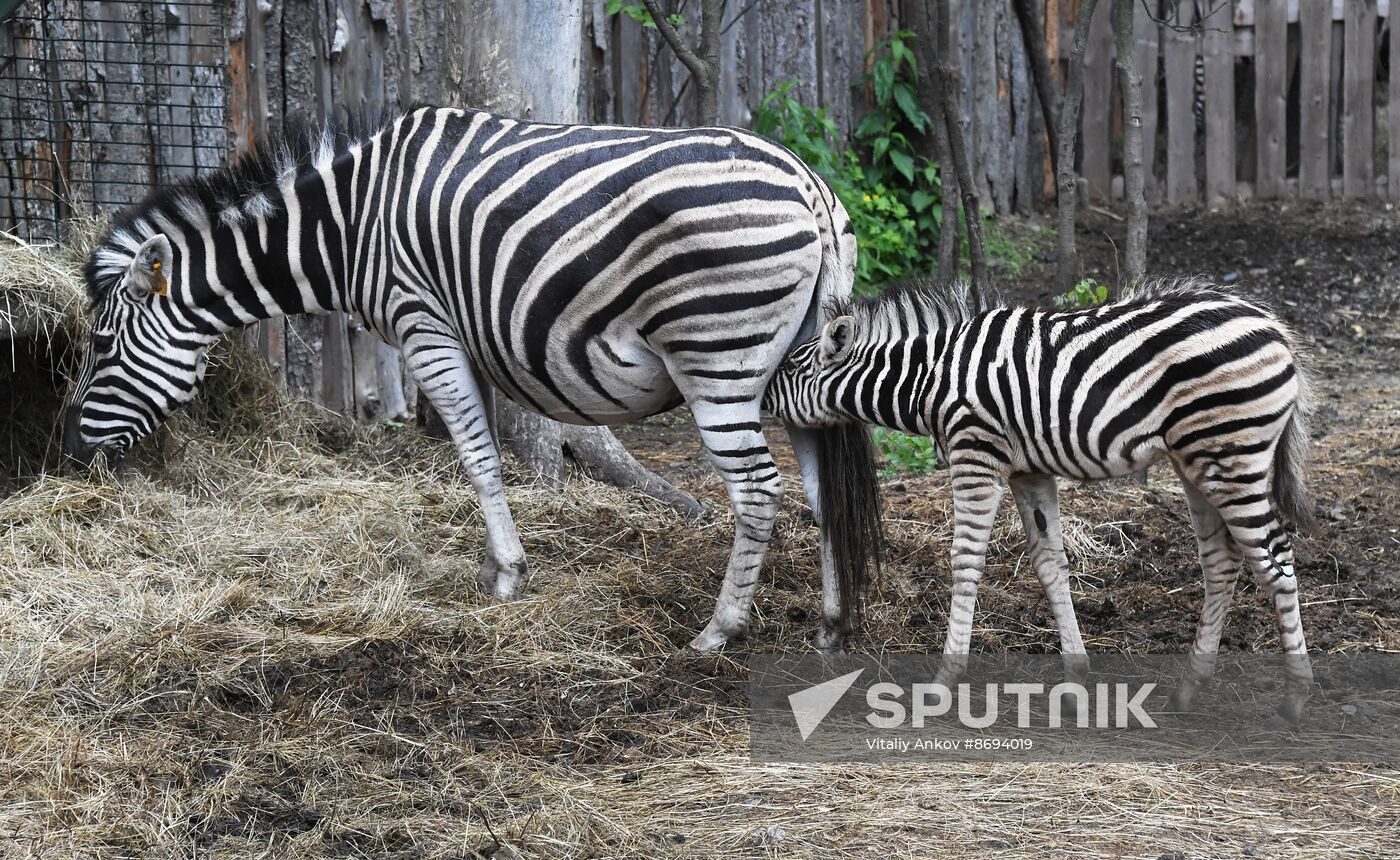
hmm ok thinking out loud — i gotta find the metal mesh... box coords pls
[0,0,228,241]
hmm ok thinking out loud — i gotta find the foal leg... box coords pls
[787,423,843,650]
[1167,481,1242,713]
[935,459,1007,686]
[403,333,528,601]
[688,398,785,651]
[1009,474,1089,686]
[1182,452,1312,727]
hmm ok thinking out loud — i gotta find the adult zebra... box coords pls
[62,106,883,651]
[765,278,1316,726]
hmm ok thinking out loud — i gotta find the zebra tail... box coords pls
[1273,360,1317,533]
[816,422,884,632]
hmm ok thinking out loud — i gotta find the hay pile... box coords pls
[0,226,94,343]
[1,228,1396,858]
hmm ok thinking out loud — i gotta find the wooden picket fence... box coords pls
[1070,0,1399,205]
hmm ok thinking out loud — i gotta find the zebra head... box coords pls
[64,231,218,467]
[763,314,860,427]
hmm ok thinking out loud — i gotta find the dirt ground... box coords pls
[3,202,1398,859]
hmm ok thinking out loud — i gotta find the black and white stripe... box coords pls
[766,278,1316,725]
[64,106,884,651]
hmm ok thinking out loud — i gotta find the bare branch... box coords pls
[1056,0,1102,291]
[1011,0,1061,180]
[641,0,709,85]
[641,0,722,125]
[1116,0,1147,284]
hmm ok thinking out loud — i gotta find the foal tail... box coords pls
[1273,350,1317,532]
[817,422,884,631]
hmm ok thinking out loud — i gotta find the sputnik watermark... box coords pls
[863,681,1157,729]
[750,654,1400,763]
[788,673,1155,738]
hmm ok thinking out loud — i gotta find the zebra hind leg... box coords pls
[1166,480,1243,715]
[403,335,529,601]
[1181,452,1312,728]
[1009,474,1089,687]
[688,399,784,651]
[787,423,842,651]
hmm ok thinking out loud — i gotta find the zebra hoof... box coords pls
[1263,701,1302,731]
[814,618,845,652]
[688,619,744,652]
[1165,685,1196,714]
[477,557,525,601]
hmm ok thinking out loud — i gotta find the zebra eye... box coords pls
[91,332,115,354]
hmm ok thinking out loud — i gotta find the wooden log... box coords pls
[1299,0,1333,198]
[1342,0,1377,198]
[1080,0,1113,200]
[1254,0,1288,198]
[1134,0,1160,202]
[1202,0,1234,206]
[1163,0,1196,204]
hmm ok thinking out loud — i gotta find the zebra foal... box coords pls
[765,278,1317,726]
[61,107,883,651]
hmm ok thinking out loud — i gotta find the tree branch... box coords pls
[934,0,988,293]
[641,0,722,125]
[1011,0,1061,180]
[641,0,708,84]
[1055,0,1101,291]
[1115,0,1147,285]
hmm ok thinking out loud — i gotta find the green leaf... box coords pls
[911,189,937,212]
[871,135,890,163]
[892,83,929,133]
[873,59,895,104]
[889,148,915,183]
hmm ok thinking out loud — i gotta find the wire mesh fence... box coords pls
[0,0,228,242]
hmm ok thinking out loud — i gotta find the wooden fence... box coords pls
[1069,0,1399,205]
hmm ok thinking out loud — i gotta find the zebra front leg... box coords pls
[934,462,1007,686]
[1009,474,1089,687]
[787,423,842,651]
[1166,481,1242,714]
[403,336,528,601]
[689,401,783,651]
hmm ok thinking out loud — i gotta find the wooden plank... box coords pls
[1163,0,1196,203]
[1298,0,1333,198]
[1134,0,1160,202]
[1391,0,1400,199]
[1080,0,1113,200]
[1254,0,1288,198]
[1342,0,1376,198]
[1202,0,1234,205]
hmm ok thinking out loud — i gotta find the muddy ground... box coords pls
[615,201,1400,654]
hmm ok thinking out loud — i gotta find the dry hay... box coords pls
[2,404,1397,858]
[0,224,96,343]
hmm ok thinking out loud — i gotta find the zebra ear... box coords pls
[123,234,173,299]
[819,315,857,365]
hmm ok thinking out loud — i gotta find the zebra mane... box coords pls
[83,106,407,304]
[827,277,995,341]
[831,274,1254,343]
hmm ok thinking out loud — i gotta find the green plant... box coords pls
[604,0,684,29]
[752,32,941,295]
[873,427,940,475]
[1054,278,1109,309]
